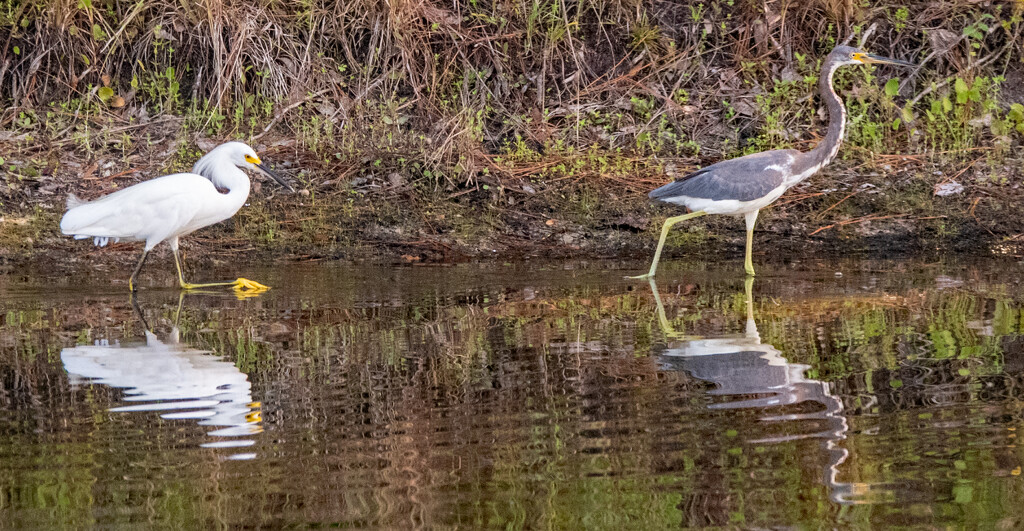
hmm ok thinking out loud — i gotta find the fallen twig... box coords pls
[815,189,861,219]
[934,156,983,189]
[967,197,996,236]
[809,214,946,236]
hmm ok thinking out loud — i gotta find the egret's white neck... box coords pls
[193,155,251,208]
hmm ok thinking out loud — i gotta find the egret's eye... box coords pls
[244,154,261,165]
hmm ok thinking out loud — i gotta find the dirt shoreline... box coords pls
[3,130,1022,278]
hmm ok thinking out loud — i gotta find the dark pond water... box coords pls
[2,258,1024,528]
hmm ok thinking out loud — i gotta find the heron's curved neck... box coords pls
[809,59,846,167]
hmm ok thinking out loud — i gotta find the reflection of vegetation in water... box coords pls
[2,270,1024,527]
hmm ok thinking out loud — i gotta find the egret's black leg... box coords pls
[128,290,152,331]
[128,250,149,292]
[629,211,707,279]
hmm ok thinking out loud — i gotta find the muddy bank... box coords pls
[2,125,1022,280]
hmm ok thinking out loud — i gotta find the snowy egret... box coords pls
[630,46,915,279]
[62,295,262,459]
[60,141,294,292]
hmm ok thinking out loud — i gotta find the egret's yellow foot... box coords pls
[173,249,268,293]
[231,277,270,291]
[179,278,269,292]
[231,289,268,300]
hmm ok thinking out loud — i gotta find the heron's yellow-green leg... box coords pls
[743,209,759,277]
[744,226,756,276]
[173,291,185,327]
[744,275,754,320]
[173,247,270,292]
[649,278,675,336]
[128,249,149,292]
[646,277,701,340]
[628,211,707,279]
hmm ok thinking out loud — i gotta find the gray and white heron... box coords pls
[631,45,915,279]
[60,141,294,292]
[649,276,861,503]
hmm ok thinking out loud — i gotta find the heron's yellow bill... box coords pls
[852,52,916,67]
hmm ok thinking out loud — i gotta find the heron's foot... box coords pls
[626,272,654,280]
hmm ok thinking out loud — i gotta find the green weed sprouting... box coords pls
[1,1,1019,177]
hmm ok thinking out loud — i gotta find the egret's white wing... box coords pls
[60,173,216,248]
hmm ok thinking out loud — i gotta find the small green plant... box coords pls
[892,7,910,32]
[996,103,1024,136]
[962,14,994,50]
[920,76,1003,156]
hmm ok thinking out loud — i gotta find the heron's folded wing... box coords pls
[650,150,800,203]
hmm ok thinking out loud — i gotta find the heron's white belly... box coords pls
[663,184,789,215]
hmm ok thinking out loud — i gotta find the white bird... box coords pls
[60,141,294,292]
[62,326,263,459]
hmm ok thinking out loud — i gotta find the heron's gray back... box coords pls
[650,149,804,203]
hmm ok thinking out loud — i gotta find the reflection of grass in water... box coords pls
[158,286,1019,428]
[5,274,1024,527]
[4,281,1021,378]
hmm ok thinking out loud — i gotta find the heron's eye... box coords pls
[851,52,866,63]
[244,154,261,164]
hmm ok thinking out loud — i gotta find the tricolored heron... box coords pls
[649,276,859,503]
[60,141,294,292]
[630,45,915,279]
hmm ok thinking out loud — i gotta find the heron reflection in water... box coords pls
[648,277,865,504]
[60,295,263,460]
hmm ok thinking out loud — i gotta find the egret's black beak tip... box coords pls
[256,162,296,193]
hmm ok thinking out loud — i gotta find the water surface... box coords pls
[2,259,1024,527]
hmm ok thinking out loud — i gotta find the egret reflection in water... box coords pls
[60,296,263,460]
[649,277,866,504]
